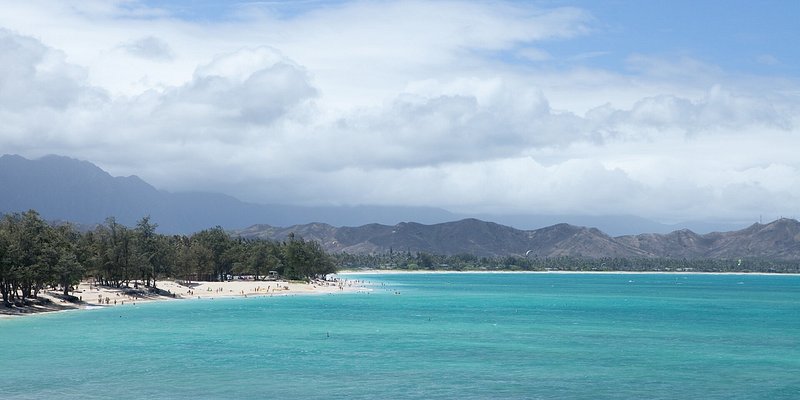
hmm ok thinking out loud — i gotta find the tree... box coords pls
[189,241,215,282]
[96,217,134,287]
[282,233,304,279]
[0,216,12,306]
[194,227,233,281]
[0,211,78,303]
[12,210,52,300]
[246,240,275,280]
[303,239,336,279]
[417,252,434,270]
[52,224,84,296]
[282,234,336,280]
[134,216,159,288]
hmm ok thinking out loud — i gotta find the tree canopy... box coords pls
[0,210,338,307]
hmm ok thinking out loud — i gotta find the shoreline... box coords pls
[5,270,796,319]
[0,277,366,319]
[339,269,800,276]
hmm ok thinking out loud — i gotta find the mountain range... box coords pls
[0,154,749,235]
[235,217,800,260]
[2,154,797,260]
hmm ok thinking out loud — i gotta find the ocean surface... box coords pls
[1,273,799,399]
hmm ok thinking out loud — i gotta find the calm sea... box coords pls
[1,273,799,399]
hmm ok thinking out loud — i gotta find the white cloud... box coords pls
[160,47,317,127]
[0,29,103,110]
[588,85,792,142]
[0,1,799,225]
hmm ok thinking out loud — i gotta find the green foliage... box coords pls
[193,227,234,281]
[133,216,159,288]
[0,211,85,305]
[0,209,342,306]
[282,234,335,280]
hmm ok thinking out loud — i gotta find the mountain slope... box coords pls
[237,218,800,260]
[526,224,653,258]
[237,219,657,258]
[0,154,456,233]
[705,219,800,259]
[616,229,713,259]
[617,218,800,260]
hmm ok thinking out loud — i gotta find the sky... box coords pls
[0,0,799,224]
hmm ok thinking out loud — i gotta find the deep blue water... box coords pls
[1,273,799,399]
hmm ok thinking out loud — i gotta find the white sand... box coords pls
[0,277,367,318]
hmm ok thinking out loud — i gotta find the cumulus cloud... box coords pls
[0,1,799,224]
[586,85,793,142]
[159,47,317,128]
[0,29,109,154]
[0,29,103,110]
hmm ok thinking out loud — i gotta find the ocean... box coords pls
[1,273,799,399]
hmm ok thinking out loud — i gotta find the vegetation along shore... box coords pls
[0,210,340,317]
[2,208,798,317]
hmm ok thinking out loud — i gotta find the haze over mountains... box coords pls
[2,154,797,260]
[0,154,454,233]
[0,154,748,236]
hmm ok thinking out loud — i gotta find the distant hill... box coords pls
[617,218,800,260]
[3,154,796,259]
[0,154,456,233]
[236,218,800,260]
[470,213,747,237]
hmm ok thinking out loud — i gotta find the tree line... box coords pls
[4,209,797,307]
[0,210,335,307]
[333,251,800,274]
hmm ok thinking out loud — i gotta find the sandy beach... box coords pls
[0,276,367,319]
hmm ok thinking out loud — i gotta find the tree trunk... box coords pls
[1,282,10,307]
[61,274,69,296]
[21,282,32,300]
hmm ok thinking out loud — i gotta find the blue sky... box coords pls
[544,0,797,75]
[140,0,800,76]
[0,0,798,223]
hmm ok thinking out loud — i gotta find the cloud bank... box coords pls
[0,1,798,224]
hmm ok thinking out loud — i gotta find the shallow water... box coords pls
[1,273,799,399]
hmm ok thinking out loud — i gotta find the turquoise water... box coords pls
[1,273,799,399]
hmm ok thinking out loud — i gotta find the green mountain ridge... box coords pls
[236,218,800,260]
